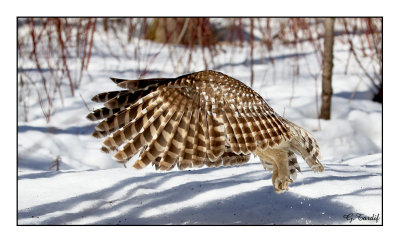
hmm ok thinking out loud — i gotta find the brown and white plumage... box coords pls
[87,70,324,193]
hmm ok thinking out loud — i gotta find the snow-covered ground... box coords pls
[17,24,382,225]
[18,153,381,225]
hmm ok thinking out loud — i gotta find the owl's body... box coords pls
[87,70,323,193]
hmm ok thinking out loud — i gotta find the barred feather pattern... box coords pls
[87,70,323,189]
[259,150,301,180]
[285,120,324,172]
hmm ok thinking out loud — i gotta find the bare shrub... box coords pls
[17,17,382,123]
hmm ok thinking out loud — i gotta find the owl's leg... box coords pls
[257,147,293,193]
[271,149,293,193]
[271,162,279,191]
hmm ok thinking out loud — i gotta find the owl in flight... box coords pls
[87,70,324,193]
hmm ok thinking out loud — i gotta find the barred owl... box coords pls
[87,70,324,193]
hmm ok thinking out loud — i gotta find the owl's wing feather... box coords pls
[111,77,175,91]
[205,102,226,161]
[227,106,249,154]
[248,105,269,149]
[104,90,149,109]
[157,90,194,170]
[88,71,295,170]
[221,108,241,154]
[173,109,192,170]
[91,90,130,103]
[238,105,260,153]
[112,88,182,162]
[133,106,176,169]
[195,110,208,167]
[157,110,185,170]
[95,94,156,146]
[87,106,124,122]
[189,109,202,166]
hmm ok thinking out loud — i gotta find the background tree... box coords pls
[319,18,335,120]
[18,18,381,122]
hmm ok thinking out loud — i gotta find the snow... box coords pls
[18,153,381,225]
[17,23,382,225]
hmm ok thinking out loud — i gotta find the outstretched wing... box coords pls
[87,70,292,170]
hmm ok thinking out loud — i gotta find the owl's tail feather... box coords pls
[286,120,324,173]
[287,150,301,180]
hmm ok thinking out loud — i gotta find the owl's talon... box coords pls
[274,176,292,193]
[311,164,324,173]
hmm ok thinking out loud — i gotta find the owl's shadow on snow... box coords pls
[18,165,368,225]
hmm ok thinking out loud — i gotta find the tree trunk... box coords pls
[319,18,335,120]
